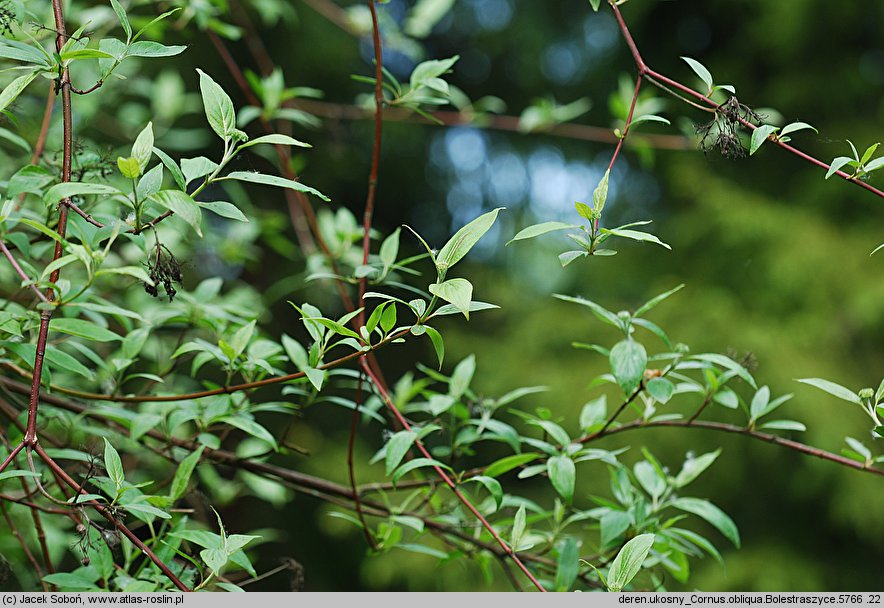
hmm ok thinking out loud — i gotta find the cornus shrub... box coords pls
[0,0,882,593]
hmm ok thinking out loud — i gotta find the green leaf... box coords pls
[109,0,132,42]
[634,461,665,498]
[102,438,124,490]
[424,326,445,369]
[224,416,278,450]
[117,156,140,179]
[0,72,39,114]
[553,294,623,330]
[547,455,576,503]
[148,190,203,237]
[201,548,229,574]
[0,470,40,482]
[465,475,503,512]
[182,156,220,184]
[222,171,330,202]
[674,449,720,488]
[42,572,99,590]
[628,114,671,128]
[126,41,186,58]
[750,125,779,155]
[602,227,671,250]
[592,169,610,215]
[600,510,631,549]
[507,221,579,245]
[483,453,541,478]
[692,354,757,389]
[237,134,311,150]
[610,340,647,394]
[588,0,602,11]
[428,278,473,319]
[197,69,237,142]
[559,250,589,267]
[681,57,714,92]
[131,122,154,172]
[579,396,607,430]
[304,368,325,391]
[779,121,817,137]
[435,207,503,270]
[379,227,401,268]
[759,420,806,432]
[671,497,740,548]
[796,378,863,405]
[385,430,419,476]
[153,147,186,190]
[44,182,122,205]
[199,201,249,222]
[449,354,476,399]
[511,504,527,551]
[606,533,655,592]
[826,156,855,179]
[281,334,308,370]
[229,320,256,359]
[645,377,674,404]
[51,318,121,342]
[391,457,450,483]
[555,537,579,592]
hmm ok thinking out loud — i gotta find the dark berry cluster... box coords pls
[697,96,763,160]
[0,2,15,35]
[144,244,182,302]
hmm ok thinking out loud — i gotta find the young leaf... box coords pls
[149,190,203,237]
[796,378,863,406]
[779,122,817,137]
[197,69,237,142]
[0,72,39,114]
[237,134,311,150]
[428,278,473,319]
[749,125,779,155]
[592,170,610,215]
[51,319,121,342]
[602,227,671,250]
[547,455,576,503]
[511,504,527,551]
[507,221,579,245]
[606,533,655,592]
[169,446,205,501]
[424,326,445,369]
[385,430,419,475]
[673,449,721,488]
[634,284,685,317]
[435,207,503,270]
[610,339,647,394]
[671,497,740,548]
[681,57,714,92]
[222,171,330,202]
[483,453,541,478]
[555,537,579,591]
[132,122,154,171]
[102,438,125,490]
[109,0,132,42]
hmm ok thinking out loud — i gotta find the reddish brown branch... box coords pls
[609,2,884,200]
[360,358,548,592]
[0,238,52,304]
[32,444,190,591]
[580,417,884,477]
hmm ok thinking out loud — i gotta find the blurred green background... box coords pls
[9,0,883,592]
